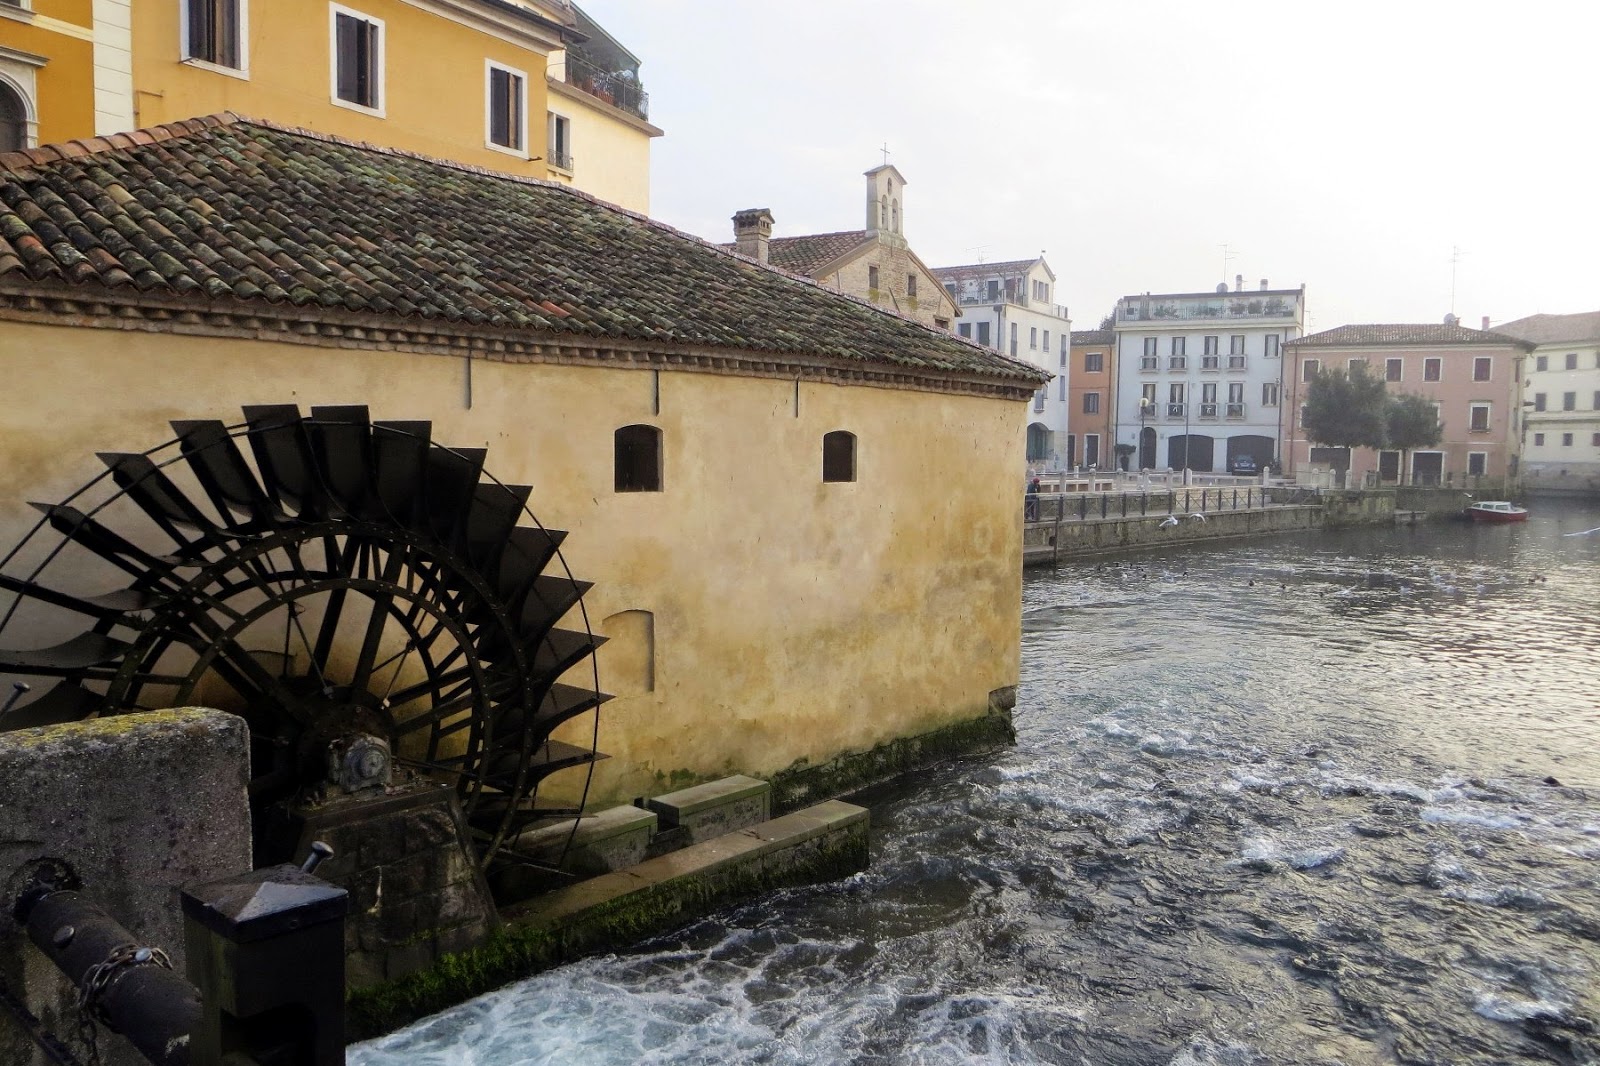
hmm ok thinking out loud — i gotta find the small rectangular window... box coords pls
[1262,382,1280,406]
[868,265,880,290]
[1567,352,1579,369]
[1302,358,1320,382]
[1536,355,1549,371]
[1563,392,1577,411]
[1592,432,1600,447]
[957,322,972,339]
[1230,335,1246,355]
[1030,327,1038,350]
[907,273,917,297]
[185,0,245,70]
[1171,336,1186,356]
[1594,391,1600,410]
[1468,452,1487,476]
[1263,334,1279,358]
[614,424,662,492]
[1424,358,1441,381]
[1534,393,1547,411]
[1203,336,1219,355]
[1083,392,1100,414]
[1469,403,1490,432]
[1084,352,1103,373]
[332,6,383,112]
[1386,358,1402,382]
[1348,357,1366,374]
[976,321,991,346]
[1534,432,1545,446]
[1042,330,1050,352]
[1058,377,1066,401]
[1562,432,1574,447]
[1473,356,1491,381]
[1143,337,1157,358]
[547,112,572,169]
[486,62,526,153]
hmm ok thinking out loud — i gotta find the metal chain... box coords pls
[73,942,174,1065]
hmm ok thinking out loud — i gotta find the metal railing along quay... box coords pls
[1024,485,1319,524]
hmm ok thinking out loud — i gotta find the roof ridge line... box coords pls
[0,112,242,169]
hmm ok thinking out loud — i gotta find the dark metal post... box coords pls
[1101,494,1108,519]
[1141,493,1148,516]
[182,861,348,1066]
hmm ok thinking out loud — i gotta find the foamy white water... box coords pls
[355,501,1600,1065]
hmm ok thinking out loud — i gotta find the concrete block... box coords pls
[0,708,251,1066]
[646,774,770,844]
[515,803,658,876]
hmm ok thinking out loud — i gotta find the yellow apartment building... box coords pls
[0,0,659,211]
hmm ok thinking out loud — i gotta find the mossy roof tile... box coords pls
[0,115,1044,387]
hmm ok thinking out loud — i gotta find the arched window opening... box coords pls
[879,195,887,228]
[614,424,662,492]
[0,84,27,153]
[599,609,655,694]
[822,430,856,483]
[891,199,900,233]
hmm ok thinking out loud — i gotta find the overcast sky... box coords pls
[584,1,1597,334]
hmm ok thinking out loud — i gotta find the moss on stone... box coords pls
[768,710,1015,815]
[345,823,869,1040]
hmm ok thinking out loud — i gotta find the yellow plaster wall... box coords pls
[0,7,96,145]
[129,0,554,179]
[0,321,1024,807]
[545,83,651,212]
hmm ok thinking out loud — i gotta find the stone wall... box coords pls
[0,710,251,1066]
[1024,505,1323,563]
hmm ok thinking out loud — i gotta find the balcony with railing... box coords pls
[1140,356,1158,372]
[1118,292,1301,323]
[1198,403,1218,419]
[558,51,650,122]
[1167,403,1186,419]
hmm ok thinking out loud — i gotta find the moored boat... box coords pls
[1466,501,1528,523]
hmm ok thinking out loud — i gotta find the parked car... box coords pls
[1229,455,1258,475]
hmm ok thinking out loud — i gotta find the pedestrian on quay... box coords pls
[1025,476,1041,521]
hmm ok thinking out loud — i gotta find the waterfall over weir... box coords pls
[355,501,1600,1066]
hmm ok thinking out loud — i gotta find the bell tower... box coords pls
[864,164,908,247]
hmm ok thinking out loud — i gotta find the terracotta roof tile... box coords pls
[0,116,1044,386]
[1070,330,1113,346]
[1288,323,1533,349]
[1492,312,1600,346]
[718,230,873,276]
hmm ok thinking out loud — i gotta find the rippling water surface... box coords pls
[354,502,1600,1065]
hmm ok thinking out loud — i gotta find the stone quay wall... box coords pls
[0,709,251,1066]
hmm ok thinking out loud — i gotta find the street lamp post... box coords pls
[1138,396,1153,470]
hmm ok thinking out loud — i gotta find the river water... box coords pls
[353,501,1600,1066]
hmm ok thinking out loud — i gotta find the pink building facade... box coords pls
[1284,323,1533,486]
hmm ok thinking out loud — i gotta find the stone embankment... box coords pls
[1024,488,1399,565]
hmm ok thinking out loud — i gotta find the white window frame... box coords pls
[0,49,44,151]
[1468,402,1490,433]
[329,4,385,117]
[0,2,35,21]
[181,0,250,80]
[1262,382,1280,407]
[484,59,528,157]
[1467,451,1488,476]
[547,110,573,172]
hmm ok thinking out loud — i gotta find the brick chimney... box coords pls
[1234,274,1243,292]
[1481,315,1490,330]
[1259,278,1269,291]
[732,208,775,264]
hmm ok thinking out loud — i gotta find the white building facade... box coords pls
[932,258,1072,468]
[1496,311,1600,496]
[1112,279,1305,473]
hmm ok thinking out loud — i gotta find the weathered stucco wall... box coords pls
[0,708,251,1066]
[0,321,1024,809]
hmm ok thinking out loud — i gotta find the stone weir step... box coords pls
[346,792,869,1040]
